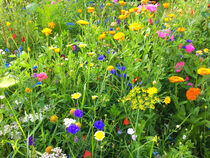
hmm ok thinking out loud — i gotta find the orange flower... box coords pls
[25,87,32,93]
[119,1,126,5]
[45,146,53,154]
[169,76,184,83]
[87,7,94,13]
[177,27,186,32]
[121,10,126,14]
[118,15,126,20]
[197,68,210,75]
[48,22,56,29]
[99,34,106,39]
[163,3,170,8]
[106,3,111,6]
[186,88,201,101]
[70,108,76,115]
[78,9,83,13]
[50,115,58,123]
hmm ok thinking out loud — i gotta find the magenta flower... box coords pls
[179,44,183,49]
[175,62,184,72]
[156,30,171,38]
[185,43,195,53]
[187,83,193,88]
[37,72,48,81]
[113,0,118,3]
[149,18,152,24]
[145,4,159,12]
[185,76,189,82]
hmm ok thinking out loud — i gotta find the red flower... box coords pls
[13,34,16,40]
[9,28,13,31]
[123,116,129,125]
[84,150,91,158]
[22,36,25,42]
[133,77,139,83]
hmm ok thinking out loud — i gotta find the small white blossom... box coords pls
[63,118,76,128]
[127,128,135,135]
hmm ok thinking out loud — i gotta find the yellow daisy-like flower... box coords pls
[164,96,171,104]
[6,22,11,26]
[119,1,126,5]
[129,23,142,31]
[152,136,158,142]
[99,34,106,39]
[147,87,158,95]
[79,44,87,48]
[197,67,210,76]
[113,32,125,40]
[107,65,114,71]
[203,48,208,53]
[176,27,186,32]
[76,20,89,25]
[72,92,82,99]
[94,131,105,141]
[50,115,58,123]
[41,28,52,36]
[54,48,61,53]
[87,52,95,56]
[168,13,175,18]
[118,15,126,20]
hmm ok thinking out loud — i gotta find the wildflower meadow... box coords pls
[0,0,210,157]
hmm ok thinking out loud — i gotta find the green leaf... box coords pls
[0,113,3,123]
[0,77,18,88]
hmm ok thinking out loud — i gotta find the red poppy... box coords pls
[13,34,16,40]
[22,36,25,42]
[9,28,13,31]
[84,150,91,158]
[123,116,129,125]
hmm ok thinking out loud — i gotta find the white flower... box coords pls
[64,118,76,128]
[127,128,135,135]
[183,135,186,140]
[132,135,137,141]
[176,125,180,128]
[0,95,5,99]
[94,131,105,141]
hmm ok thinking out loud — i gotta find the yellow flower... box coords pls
[54,48,60,53]
[92,95,98,100]
[107,65,114,71]
[72,92,82,99]
[27,47,31,52]
[164,18,169,22]
[129,8,134,13]
[196,50,203,55]
[25,87,32,93]
[168,13,175,18]
[119,1,126,5]
[203,48,208,53]
[66,44,73,48]
[177,27,186,32]
[147,87,158,95]
[76,20,89,25]
[76,122,82,128]
[6,22,11,26]
[169,76,184,83]
[48,22,56,29]
[118,15,126,20]
[50,115,58,123]
[90,63,94,67]
[116,27,120,31]
[129,23,142,31]
[109,31,116,35]
[79,44,87,48]
[87,7,94,13]
[41,28,52,36]
[197,68,210,75]
[94,131,105,141]
[113,32,125,40]
[164,96,171,104]
[87,52,95,56]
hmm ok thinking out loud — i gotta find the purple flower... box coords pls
[74,109,83,118]
[94,120,105,130]
[110,69,116,74]
[29,136,36,146]
[98,55,105,61]
[67,124,80,134]
[120,66,126,71]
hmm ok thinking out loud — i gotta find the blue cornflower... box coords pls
[19,45,22,51]
[123,73,127,78]
[66,23,75,26]
[94,120,105,130]
[29,136,36,146]
[67,124,80,134]
[117,64,120,70]
[74,109,83,118]
[5,48,9,52]
[110,69,116,74]
[186,39,192,43]
[33,66,37,70]
[98,55,105,61]
[121,66,126,71]
[5,61,9,68]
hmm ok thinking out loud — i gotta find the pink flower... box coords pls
[156,30,171,38]
[179,44,183,49]
[51,1,55,4]
[113,0,118,3]
[37,72,48,81]
[187,82,193,88]
[145,4,159,12]
[149,18,152,24]
[185,76,189,82]
[185,43,195,53]
[175,61,184,72]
